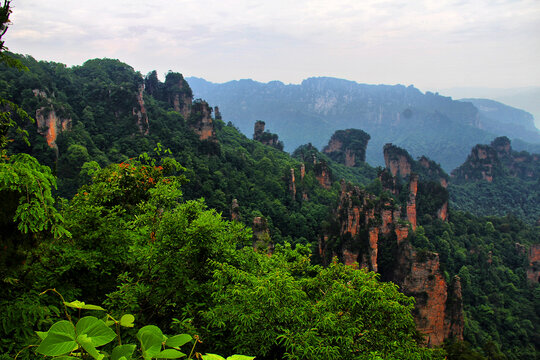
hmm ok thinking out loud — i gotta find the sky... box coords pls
[5,0,540,124]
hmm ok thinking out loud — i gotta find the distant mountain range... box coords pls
[187,77,540,171]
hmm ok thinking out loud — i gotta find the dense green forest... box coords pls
[0,4,539,359]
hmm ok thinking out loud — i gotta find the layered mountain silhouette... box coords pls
[187,76,540,171]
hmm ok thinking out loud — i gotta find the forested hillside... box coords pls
[0,51,538,360]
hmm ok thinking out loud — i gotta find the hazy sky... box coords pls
[6,0,540,92]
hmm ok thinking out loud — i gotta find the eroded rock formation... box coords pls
[320,180,463,346]
[391,243,464,346]
[133,84,149,135]
[314,162,332,189]
[323,129,370,167]
[190,101,216,141]
[35,107,71,152]
[451,144,501,182]
[384,143,413,178]
[253,120,283,150]
[527,244,540,283]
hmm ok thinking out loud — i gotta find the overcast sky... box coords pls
[6,0,540,92]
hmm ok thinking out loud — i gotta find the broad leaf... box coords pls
[76,316,116,347]
[36,331,48,340]
[202,355,225,360]
[77,334,104,360]
[36,320,77,356]
[137,326,163,360]
[227,356,256,360]
[119,314,135,327]
[64,300,106,311]
[111,344,137,360]
[165,334,192,348]
[155,349,186,358]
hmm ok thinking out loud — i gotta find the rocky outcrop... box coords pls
[391,243,464,346]
[323,129,370,167]
[314,161,332,189]
[418,156,449,188]
[451,137,539,183]
[189,101,216,141]
[164,72,193,119]
[384,143,414,178]
[33,90,72,152]
[133,84,149,135]
[451,144,501,182]
[253,121,284,150]
[407,174,418,230]
[214,106,222,120]
[289,168,296,199]
[381,147,449,225]
[527,244,540,284]
[320,180,463,346]
[35,107,71,152]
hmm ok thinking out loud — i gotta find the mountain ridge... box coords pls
[187,76,540,171]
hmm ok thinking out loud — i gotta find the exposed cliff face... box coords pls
[451,137,539,183]
[418,156,449,188]
[527,244,540,284]
[133,84,149,135]
[407,175,418,230]
[451,144,501,182]
[35,107,71,152]
[189,101,216,141]
[321,181,463,345]
[33,90,72,152]
[384,143,413,178]
[165,73,193,119]
[289,168,296,199]
[391,243,464,346]
[314,161,332,189]
[253,120,284,150]
[381,146,449,224]
[323,129,370,167]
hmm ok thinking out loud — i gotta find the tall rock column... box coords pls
[407,174,418,230]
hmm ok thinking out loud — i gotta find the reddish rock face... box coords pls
[384,144,413,178]
[314,162,332,189]
[392,243,463,346]
[324,180,463,346]
[300,163,305,180]
[407,175,418,230]
[289,168,296,199]
[36,107,71,151]
[395,224,409,244]
[323,129,370,167]
[345,149,356,167]
[437,202,448,221]
[527,244,540,283]
[190,101,216,141]
[324,138,343,153]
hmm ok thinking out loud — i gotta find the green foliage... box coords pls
[31,291,245,360]
[205,244,444,360]
[418,212,539,359]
